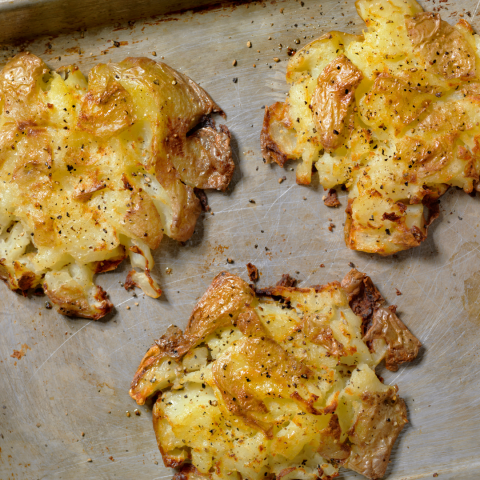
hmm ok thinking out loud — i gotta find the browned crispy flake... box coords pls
[73,174,107,201]
[43,279,113,320]
[324,188,340,207]
[318,414,351,460]
[341,269,384,325]
[124,270,138,291]
[303,314,347,357]
[92,247,127,273]
[276,273,297,288]
[382,212,401,222]
[172,464,210,480]
[193,187,210,212]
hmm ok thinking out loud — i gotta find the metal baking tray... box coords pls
[1,0,479,479]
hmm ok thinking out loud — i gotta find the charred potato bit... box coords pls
[0,53,233,318]
[261,0,480,255]
[130,270,420,480]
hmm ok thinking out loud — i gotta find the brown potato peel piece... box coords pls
[364,306,422,372]
[345,388,408,479]
[342,269,421,371]
[77,64,137,137]
[260,101,297,167]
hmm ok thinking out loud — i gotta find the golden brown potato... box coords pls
[130,270,420,480]
[261,0,480,255]
[0,53,234,318]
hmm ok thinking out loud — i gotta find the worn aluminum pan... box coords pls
[0,0,215,43]
[1,0,480,479]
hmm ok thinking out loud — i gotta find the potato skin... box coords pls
[310,55,363,151]
[261,0,480,255]
[130,270,420,480]
[0,53,234,318]
[405,12,476,80]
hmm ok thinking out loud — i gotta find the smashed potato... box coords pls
[130,270,420,480]
[0,53,233,318]
[261,0,480,254]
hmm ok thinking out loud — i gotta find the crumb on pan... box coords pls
[246,262,259,282]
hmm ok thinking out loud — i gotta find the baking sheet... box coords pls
[1,0,480,478]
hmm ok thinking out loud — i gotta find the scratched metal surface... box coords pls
[1,0,480,479]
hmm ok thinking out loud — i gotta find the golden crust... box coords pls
[0,53,233,318]
[130,270,420,480]
[212,336,316,436]
[261,0,480,255]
